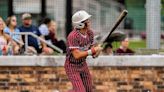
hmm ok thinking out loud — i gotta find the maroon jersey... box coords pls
[66,29,94,64]
[115,48,135,55]
[65,29,94,92]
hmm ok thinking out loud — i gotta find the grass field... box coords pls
[55,40,164,55]
[112,40,146,51]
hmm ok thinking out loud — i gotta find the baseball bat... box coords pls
[93,10,128,58]
[103,10,128,44]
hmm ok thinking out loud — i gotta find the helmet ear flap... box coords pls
[75,22,85,29]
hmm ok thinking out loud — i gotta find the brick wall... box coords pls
[0,66,163,92]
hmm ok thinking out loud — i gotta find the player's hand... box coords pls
[92,44,102,58]
[93,44,102,52]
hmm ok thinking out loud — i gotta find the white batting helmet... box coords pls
[72,10,91,29]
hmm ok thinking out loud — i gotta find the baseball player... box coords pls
[64,10,102,92]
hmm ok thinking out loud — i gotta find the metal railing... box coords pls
[11,32,63,54]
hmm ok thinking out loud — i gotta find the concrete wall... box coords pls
[0,56,163,92]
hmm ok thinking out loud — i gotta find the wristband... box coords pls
[87,49,92,55]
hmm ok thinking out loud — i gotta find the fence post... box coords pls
[146,0,161,49]
[25,34,28,53]
[8,0,13,16]
[65,0,72,37]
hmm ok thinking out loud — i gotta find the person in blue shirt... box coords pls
[19,13,53,55]
[4,15,23,55]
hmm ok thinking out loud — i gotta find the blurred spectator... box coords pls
[101,43,113,55]
[39,18,52,46]
[18,13,53,55]
[0,17,11,55]
[115,38,135,55]
[39,19,66,53]
[140,31,164,40]
[0,17,6,27]
[4,15,23,55]
[140,32,146,40]
[48,20,66,53]
[39,18,51,38]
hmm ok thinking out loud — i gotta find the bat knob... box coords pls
[123,10,128,14]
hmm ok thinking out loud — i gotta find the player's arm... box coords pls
[71,46,102,60]
[68,33,102,59]
[71,49,88,59]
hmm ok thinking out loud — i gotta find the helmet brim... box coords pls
[73,15,92,24]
